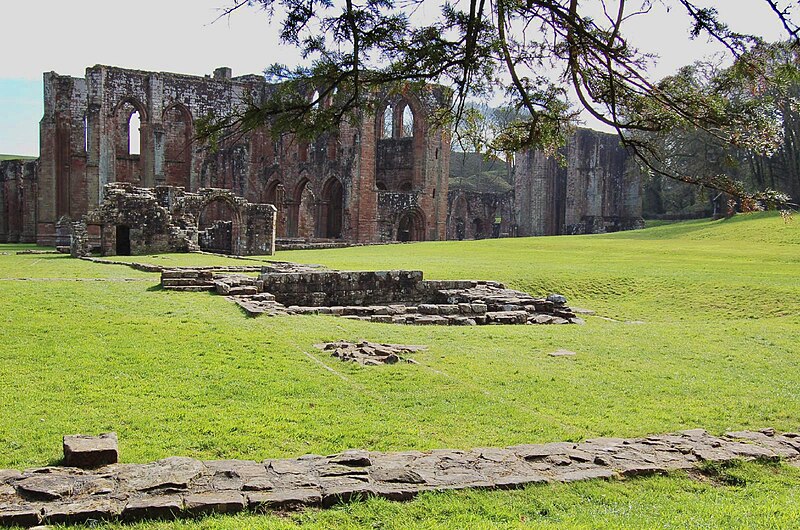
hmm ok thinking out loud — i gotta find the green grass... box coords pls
[0,154,36,161]
[2,211,800,528]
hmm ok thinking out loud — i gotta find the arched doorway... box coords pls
[264,179,286,237]
[397,209,425,242]
[288,178,315,239]
[198,198,237,254]
[321,177,344,239]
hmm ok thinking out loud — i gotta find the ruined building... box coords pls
[0,64,642,253]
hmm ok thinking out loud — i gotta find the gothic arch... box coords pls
[449,194,469,240]
[320,176,344,239]
[288,176,316,238]
[264,179,286,237]
[192,191,246,255]
[162,103,193,189]
[114,97,148,183]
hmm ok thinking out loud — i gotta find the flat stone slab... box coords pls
[1,429,796,526]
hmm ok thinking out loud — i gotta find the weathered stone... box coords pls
[0,506,40,528]
[15,474,77,500]
[557,468,615,482]
[122,495,184,521]
[4,428,794,526]
[328,450,372,467]
[248,488,322,511]
[183,492,246,516]
[63,433,118,469]
[547,294,568,305]
[117,457,204,492]
[42,498,121,525]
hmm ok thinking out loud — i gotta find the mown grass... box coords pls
[1,211,799,528]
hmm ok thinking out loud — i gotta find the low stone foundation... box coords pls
[160,266,583,326]
[1,429,796,527]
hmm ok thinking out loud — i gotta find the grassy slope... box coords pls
[1,212,800,528]
[0,154,36,161]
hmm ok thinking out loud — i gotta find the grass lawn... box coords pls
[0,154,36,161]
[1,211,799,528]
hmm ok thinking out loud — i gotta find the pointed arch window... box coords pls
[128,111,141,155]
[382,105,393,138]
[402,105,414,137]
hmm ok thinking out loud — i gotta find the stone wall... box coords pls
[0,159,37,243]
[446,190,515,240]
[83,183,276,256]
[31,65,451,248]
[515,128,643,236]
[0,64,644,248]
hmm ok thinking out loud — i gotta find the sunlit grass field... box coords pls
[2,211,799,528]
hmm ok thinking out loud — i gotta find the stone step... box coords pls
[163,285,215,292]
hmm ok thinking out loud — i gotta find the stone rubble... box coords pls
[1,429,797,527]
[315,341,427,365]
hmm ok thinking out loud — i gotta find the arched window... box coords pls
[382,105,393,138]
[311,90,320,110]
[402,105,414,137]
[128,111,141,155]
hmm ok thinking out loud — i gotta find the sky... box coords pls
[0,0,795,156]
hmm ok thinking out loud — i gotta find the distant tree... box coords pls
[202,0,800,204]
[637,41,800,212]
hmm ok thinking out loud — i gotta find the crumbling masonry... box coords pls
[0,64,642,251]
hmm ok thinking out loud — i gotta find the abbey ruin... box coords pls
[0,65,643,253]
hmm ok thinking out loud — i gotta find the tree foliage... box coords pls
[640,41,800,214]
[205,0,800,204]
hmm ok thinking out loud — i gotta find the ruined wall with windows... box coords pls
[0,65,641,252]
[28,65,450,250]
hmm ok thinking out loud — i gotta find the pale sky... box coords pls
[0,0,794,156]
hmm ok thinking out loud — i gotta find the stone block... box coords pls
[248,488,322,511]
[184,492,246,516]
[43,499,122,525]
[63,433,118,468]
[418,304,439,315]
[0,507,40,528]
[438,304,459,315]
[123,495,184,522]
[470,303,487,314]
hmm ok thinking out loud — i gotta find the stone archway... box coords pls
[321,177,344,239]
[397,209,425,242]
[198,197,240,254]
[264,179,286,237]
[288,178,315,239]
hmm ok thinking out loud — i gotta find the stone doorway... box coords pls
[115,225,131,255]
[321,178,344,239]
[397,209,425,242]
